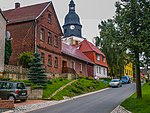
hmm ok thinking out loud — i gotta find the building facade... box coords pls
[124,62,133,78]
[0,9,7,76]
[62,43,94,77]
[3,2,63,75]
[62,0,108,78]
[78,39,108,78]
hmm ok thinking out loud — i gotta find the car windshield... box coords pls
[17,83,25,89]
[121,78,127,80]
[111,79,119,82]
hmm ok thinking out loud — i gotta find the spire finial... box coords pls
[69,0,75,11]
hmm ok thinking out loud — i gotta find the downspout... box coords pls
[34,19,37,53]
[86,62,88,77]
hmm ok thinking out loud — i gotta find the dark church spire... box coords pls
[63,0,82,38]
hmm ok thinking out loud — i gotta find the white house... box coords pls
[0,9,7,77]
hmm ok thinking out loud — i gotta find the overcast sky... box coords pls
[0,0,117,42]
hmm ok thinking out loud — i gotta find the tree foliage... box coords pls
[96,19,129,77]
[115,0,150,98]
[5,39,12,64]
[97,0,150,98]
[19,52,34,68]
[28,52,47,86]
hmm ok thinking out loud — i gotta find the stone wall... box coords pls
[4,65,29,80]
[0,98,14,108]
[27,87,43,99]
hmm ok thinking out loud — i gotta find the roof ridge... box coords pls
[0,8,7,21]
[4,1,51,12]
[84,39,95,52]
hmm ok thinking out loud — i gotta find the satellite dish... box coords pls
[6,31,11,40]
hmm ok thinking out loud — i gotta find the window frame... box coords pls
[54,57,58,68]
[54,35,58,47]
[48,32,52,45]
[48,55,52,66]
[40,28,45,41]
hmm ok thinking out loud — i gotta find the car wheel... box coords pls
[20,99,27,102]
[8,95,15,101]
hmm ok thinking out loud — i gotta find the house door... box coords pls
[62,60,67,67]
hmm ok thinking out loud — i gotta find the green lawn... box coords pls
[42,78,71,99]
[121,82,150,113]
[51,78,109,100]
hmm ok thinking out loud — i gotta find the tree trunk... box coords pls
[135,51,142,98]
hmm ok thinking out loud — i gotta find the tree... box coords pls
[5,38,12,64]
[96,19,129,78]
[115,0,150,98]
[28,52,47,86]
[19,52,34,68]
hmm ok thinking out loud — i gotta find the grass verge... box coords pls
[51,78,109,100]
[121,82,150,113]
[42,78,71,99]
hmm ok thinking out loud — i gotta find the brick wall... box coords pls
[7,21,35,65]
[0,98,14,108]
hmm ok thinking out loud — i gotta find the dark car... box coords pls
[0,81,28,102]
[121,76,131,84]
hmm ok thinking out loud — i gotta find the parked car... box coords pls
[0,81,28,102]
[109,79,122,88]
[121,76,131,84]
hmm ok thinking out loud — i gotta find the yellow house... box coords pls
[124,62,133,78]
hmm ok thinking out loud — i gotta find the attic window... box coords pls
[48,14,51,23]
[96,54,100,61]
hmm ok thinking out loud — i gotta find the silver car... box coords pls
[109,79,122,88]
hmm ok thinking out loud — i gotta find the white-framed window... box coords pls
[54,57,58,68]
[97,66,99,73]
[99,67,101,74]
[40,28,45,40]
[80,63,82,72]
[54,35,58,47]
[71,61,75,70]
[48,55,52,66]
[48,32,52,45]
[103,68,105,75]
[97,54,100,61]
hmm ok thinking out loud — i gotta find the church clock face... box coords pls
[70,25,75,30]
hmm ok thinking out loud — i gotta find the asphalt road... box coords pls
[29,83,136,113]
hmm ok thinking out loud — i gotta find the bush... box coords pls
[0,78,10,81]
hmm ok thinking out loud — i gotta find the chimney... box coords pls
[15,2,20,9]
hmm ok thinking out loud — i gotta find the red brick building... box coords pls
[3,2,63,74]
[62,43,94,77]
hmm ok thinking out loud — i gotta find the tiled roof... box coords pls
[79,39,105,56]
[62,43,94,64]
[3,2,51,24]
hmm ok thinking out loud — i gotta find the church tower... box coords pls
[62,0,83,45]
